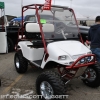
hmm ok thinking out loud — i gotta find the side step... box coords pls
[30,60,42,67]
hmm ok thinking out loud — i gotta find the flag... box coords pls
[43,0,52,10]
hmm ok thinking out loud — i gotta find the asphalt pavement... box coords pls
[0,52,100,100]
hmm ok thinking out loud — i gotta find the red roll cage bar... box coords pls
[20,4,83,58]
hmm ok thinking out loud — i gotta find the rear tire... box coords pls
[82,64,100,88]
[7,38,14,52]
[14,50,28,74]
[36,71,66,100]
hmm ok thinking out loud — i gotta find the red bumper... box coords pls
[66,54,96,69]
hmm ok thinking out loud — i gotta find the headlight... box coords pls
[86,56,91,62]
[80,56,91,63]
[80,58,85,63]
[58,55,66,60]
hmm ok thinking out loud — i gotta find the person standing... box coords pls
[87,16,100,63]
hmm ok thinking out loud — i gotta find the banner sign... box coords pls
[0,2,4,9]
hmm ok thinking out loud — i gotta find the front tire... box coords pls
[36,71,66,100]
[82,64,100,88]
[0,79,1,86]
[14,50,28,74]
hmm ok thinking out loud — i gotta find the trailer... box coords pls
[0,1,7,53]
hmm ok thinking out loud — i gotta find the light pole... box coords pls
[54,0,55,5]
[87,16,89,26]
[21,0,23,16]
[21,0,23,8]
[70,0,73,8]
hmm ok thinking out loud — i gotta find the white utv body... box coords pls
[17,22,91,69]
[14,4,100,100]
[18,24,91,69]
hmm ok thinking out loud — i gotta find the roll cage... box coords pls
[19,4,83,57]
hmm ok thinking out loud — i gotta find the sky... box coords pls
[1,0,100,19]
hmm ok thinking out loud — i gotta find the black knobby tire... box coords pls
[82,64,100,88]
[14,50,28,74]
[36,71,66,100]
[0,79,1,86]
[7,38,14,52]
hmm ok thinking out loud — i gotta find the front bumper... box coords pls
[66,54,96,69]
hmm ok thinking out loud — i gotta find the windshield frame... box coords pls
[38,5,81,41]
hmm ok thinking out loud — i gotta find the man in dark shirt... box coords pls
[88,16,100,62]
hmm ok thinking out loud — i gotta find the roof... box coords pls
[0,15,17,25]
[0,2,4,9]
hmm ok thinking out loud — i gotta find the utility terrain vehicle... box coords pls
[14,4,100,100]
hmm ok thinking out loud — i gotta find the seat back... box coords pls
[25,23,54,39]
[25,23,54,33]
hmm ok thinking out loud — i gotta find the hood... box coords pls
[91,24,100,30]
[52,41,90,56]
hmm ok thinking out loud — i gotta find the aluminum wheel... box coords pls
[40,81,54,99]
[15,57,20,69]
[86,68,96,82]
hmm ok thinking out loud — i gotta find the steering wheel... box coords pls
[61,29,67,39]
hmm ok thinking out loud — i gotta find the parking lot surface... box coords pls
[0,52,100,100]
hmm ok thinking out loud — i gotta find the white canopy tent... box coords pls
[75,12,87,20]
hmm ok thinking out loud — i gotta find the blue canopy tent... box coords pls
[11,17,25,22]
[11,16,47,23]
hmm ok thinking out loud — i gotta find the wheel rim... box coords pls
[15,56,20,69]
[86,68,96,82]
[40,81,54,99]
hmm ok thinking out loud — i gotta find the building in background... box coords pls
[75,12,95,26]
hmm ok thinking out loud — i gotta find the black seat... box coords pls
[25,32,42,40]
[32,40,44,48]
[24,22,54,48]
[24,22,44,48]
